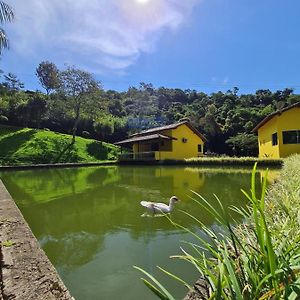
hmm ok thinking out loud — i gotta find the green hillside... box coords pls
[0,125,119,165]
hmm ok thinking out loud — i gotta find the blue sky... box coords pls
[2,0,300,93]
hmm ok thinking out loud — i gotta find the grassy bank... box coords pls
[119,157,283,167]
[184,156,283,166]
[0,125,119,165]
[136,155,300,299]
[265,154,300,255]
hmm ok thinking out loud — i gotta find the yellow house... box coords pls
[115,120,207,161]
[252,102,300,158]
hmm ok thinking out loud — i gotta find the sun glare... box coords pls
[136,0,150,4]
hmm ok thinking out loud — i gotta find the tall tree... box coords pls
[4,72,24,92]
[0,1,14,53]
[27,94,48,128]
[57,66,102,143]
[36,61,60,95]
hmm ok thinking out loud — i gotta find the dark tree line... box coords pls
[1,61,299,155]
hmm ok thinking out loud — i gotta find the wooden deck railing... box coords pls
[118,152,157,161]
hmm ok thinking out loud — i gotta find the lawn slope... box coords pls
[0,125,119,165]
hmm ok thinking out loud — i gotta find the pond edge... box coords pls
[0,158,283,171]
[0,180,74,300]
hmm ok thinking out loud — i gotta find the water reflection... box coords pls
[0,165,279,300]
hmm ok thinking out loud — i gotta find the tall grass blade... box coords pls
[133,266,176,300]
[157,266,192,290]
[222,243,243,300]
[141,279,169,300]
[190,191,225,224]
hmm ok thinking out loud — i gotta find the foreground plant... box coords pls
[135,162,300,299]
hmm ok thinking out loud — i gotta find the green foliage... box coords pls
[264,155,300,257]
[86,141,116,160]
[26,94,48,128]
[226,133,258,156]
[0,125,119,165]
[3,72,24,91]
[2,239,15,247]
[135,156,300,299]
[0,62,299,156]
[0,1,14,53]
[184,156,282,166]
[57,65,103,142]
[94,118,114,140]
[36,61,60,95]
[134,266,176,300]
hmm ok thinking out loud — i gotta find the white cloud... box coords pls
[8,0,200,73]
[223,76,229,84]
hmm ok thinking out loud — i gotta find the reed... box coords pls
[135,155,300,299]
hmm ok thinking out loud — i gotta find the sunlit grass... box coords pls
[0,125,119,165]
[184,156,283,166]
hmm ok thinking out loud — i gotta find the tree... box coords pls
[36,61,59,95]
[4,73,24,92]
[27,94,48,128]
[57,66,102,143]
[226,133,258,156]
[94,118,114,141]
[0,1,14,53]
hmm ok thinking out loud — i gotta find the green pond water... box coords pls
[0,166,280,300]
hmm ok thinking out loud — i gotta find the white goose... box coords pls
[140,196,179,214]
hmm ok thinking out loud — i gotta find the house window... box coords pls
[182,138,188,143]
[272,133,278,146]
[282,130,300,144]
[198,144,202,152]
[151,143,159,151]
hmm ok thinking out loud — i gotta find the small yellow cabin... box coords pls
[253,102,300,158]
[115,120,207,161]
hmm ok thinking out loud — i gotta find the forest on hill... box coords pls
[1,62,299,156]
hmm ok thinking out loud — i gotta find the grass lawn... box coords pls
[184,156,283,166]
[0,125,120,165]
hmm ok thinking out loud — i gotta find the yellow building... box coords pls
[115,120,207,161]
[253,102,300,158]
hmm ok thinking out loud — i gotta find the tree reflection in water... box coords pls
[0,165,278,300]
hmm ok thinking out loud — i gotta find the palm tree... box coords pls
[0,1,14,53]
